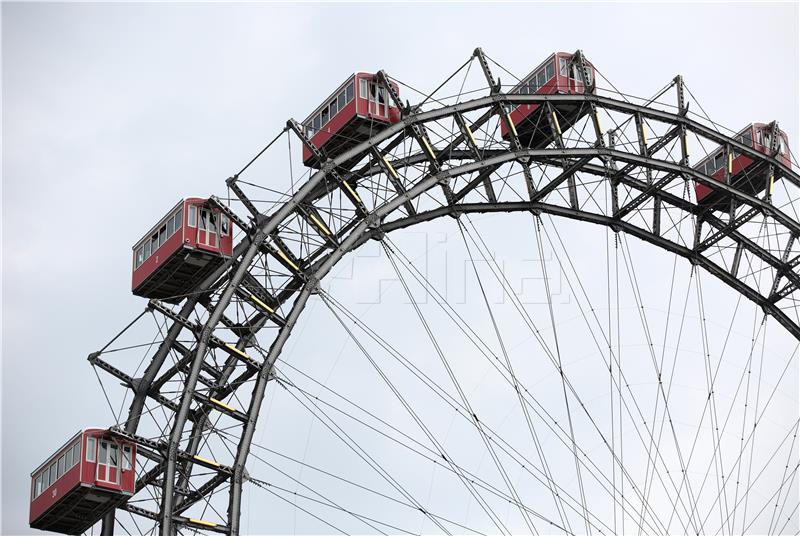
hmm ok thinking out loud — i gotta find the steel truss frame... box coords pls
[89,49,800,534]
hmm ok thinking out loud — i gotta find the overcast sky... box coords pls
[3,2,799,534]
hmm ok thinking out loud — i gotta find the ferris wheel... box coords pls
[28,48,800,535]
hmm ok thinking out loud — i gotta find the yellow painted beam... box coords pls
[276,249,299,272]
[309,213,331,237]
[551,111,562,136]
[224,343,251,361]
[210,397,236,413]
[189,519,218,528]
[193,455,220,468]
[249,294,274,314]
[421,136,436,160]
[382,156,399,180]
[342,180,362,204]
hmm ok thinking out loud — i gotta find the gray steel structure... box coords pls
[86,49,799,534]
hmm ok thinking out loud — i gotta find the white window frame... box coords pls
[86,437,96,462]
[188,205,197,228]
[220,214,231,236]
[122,445,132,470]
[135,246,144,269]
[174,208,183,235]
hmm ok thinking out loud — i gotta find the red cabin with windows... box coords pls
[132,197,234,302]
[500,52,596,147]
[30,429,136,534]
[694,123,791,207]
[301,72,402,168]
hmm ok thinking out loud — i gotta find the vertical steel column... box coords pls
[158,229,268,534]
[100,296,202,535]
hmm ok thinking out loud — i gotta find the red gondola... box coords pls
[500,51,596,147]
[132,197,234,302]
[301,72,402,168]
[29,429,136,534]
[694,123,791,207]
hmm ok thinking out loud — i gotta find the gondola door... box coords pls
[197,208,219,250]
[368,82,389,120]
[96,440,120,487]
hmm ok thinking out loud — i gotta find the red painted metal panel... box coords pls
[29,464,81,523]
[301,72,401,165]
[131,229,184,290]
[30,428,136,526]
[500,52,595,140]
[131,197,234,293]
[695,124,792,202]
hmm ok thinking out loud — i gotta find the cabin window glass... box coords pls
[41,470,49,491]
[34,475,42,498]
[49,463,57,485]
[538,70,547,87]
[122,445,132,470]
[167,217,174,237]
[329,100,337,117]
[65,448,73,470]
[714,153,724,171]
[220,214,230,236]
[742,130,752,147]
[560,58,568,76]
[208,213,217,233]
[99,442,108,467]
[151,234,159,253]
[72,443,81,466]
[86,437,96,462]
[359,79,367,98]
[346,82,354,102]
[159,225,167,246]
[57,455,65,478]
[174,209,182,232]
[188,205,197,227]
[337,92,346,110]
[109,444,118,468]
[135,247,144,268]
[144,240,151,260]
[546,62,555,80]
[321,107,329,125]
[199,211,207,230]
